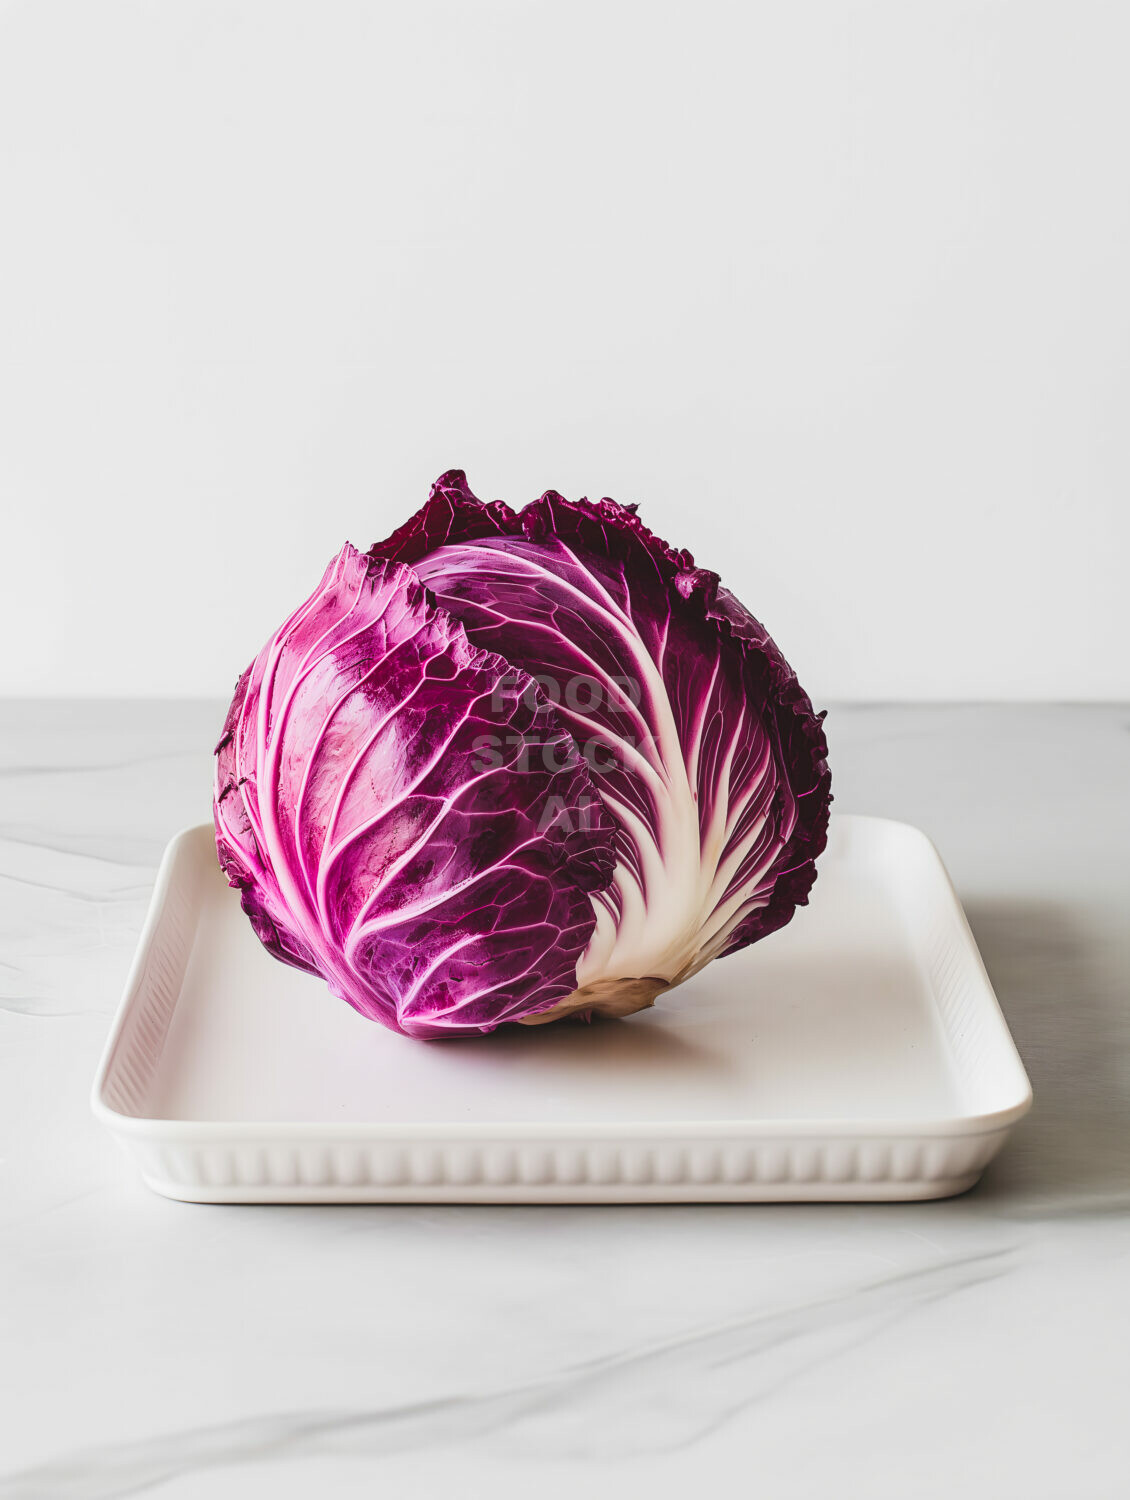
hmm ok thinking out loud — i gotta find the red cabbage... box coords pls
[214,474,830,1037]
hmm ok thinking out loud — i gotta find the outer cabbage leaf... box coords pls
[372,472,831,1022]
[214,544,616,1038]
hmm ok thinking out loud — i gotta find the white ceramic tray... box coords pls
[92,814,1031,1203]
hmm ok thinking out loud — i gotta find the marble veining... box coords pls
[0,1250,1013,1499]
[1,703,1128,1499]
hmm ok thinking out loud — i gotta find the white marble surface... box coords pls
[1,703,1127,1499]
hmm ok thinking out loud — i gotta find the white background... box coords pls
[1,0,1126,701]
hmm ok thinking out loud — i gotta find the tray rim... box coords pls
[90,815,1033,1196]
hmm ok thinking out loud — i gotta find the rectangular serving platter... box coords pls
[92,814,1032,1203]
